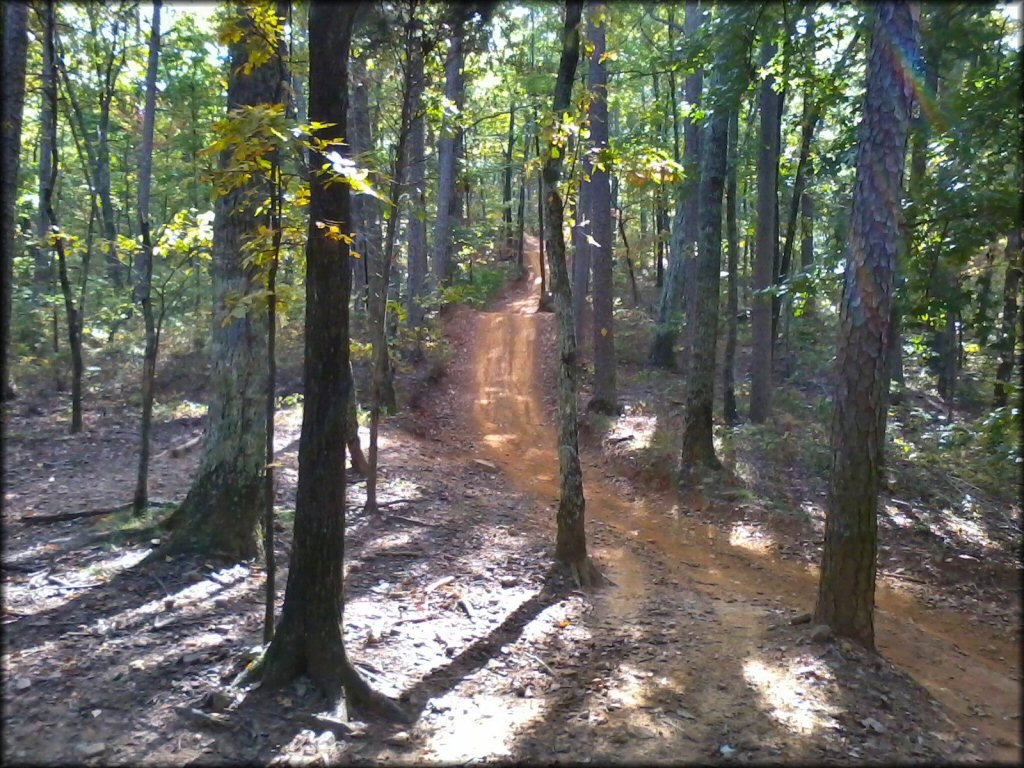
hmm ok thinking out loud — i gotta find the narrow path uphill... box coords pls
[444,239,1020,762]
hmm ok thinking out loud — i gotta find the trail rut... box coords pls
[461,242,1020,762]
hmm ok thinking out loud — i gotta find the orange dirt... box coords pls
[460,238,1021,762]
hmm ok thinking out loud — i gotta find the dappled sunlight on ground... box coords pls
[742,656,841,736]
[3,547,149,616]
[421,692,547,761]
[608,408,657,450]
[728,521,776,554]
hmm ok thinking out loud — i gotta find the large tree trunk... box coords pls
[586,3,616,414]
[543,0,601,588]
[2,0,29,401]
[649,0,702,368]
[749,40,781,424]
[154,4,287,561]
[432,13,466,288]
[255,4,402,718]
[815,2,918,651]
[678,7,755,483]
[994,230,1022,408]
[132,0,162,515]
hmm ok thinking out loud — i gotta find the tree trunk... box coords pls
[432,14,466,288]
[679,7,755,483]
[572,141,591,346]
[34,0,57,295]
[800,184,815,316]
[649,0,701,368]
[543,0,601,587]
[255,4,402,718]
[502,102,516,251]
[153,4,287,561]
[405,30,428,329]
[40,1,83,433]
[815,2,918,651]
[132,0,162,515]
[750,40,781,424]
[679,0,705,366]
[350,54,381,315]
[2,0,29,401]
[587,3,616,414]
[366,3,420,515]
[994,230,1022,408]
[722,109,740,427]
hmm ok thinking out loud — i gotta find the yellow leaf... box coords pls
[600,328,608,337]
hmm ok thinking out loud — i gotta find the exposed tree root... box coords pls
[567,556,611,589]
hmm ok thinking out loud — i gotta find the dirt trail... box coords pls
[465,242,1020,761]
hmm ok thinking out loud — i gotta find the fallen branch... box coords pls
[386,513,438,528]
[160,433,204,458]
[21,499,177,525]
[425,575,455,593]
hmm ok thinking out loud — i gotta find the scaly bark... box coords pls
[815,2,919,651]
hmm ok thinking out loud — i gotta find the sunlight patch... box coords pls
[742,656,841,735]
[421,693,546,761]
[609,411,657,450]
[727,522,775,554]
[933,509,994,550]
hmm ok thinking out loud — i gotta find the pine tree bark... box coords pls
[586,3,616,414]
[154,4,287,561]
[815,2,919,650]
[2,0,29,401]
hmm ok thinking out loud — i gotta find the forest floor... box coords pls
[2,239,1021,765]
